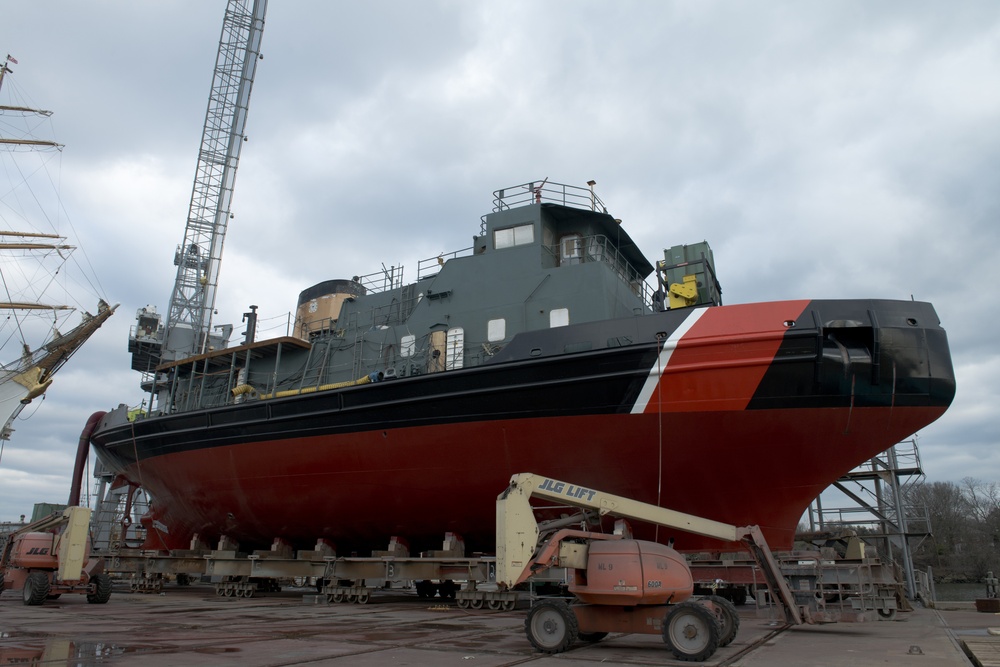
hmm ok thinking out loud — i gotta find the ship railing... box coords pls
[492,180,606,213]
[168,319,501,412]
[481,180,608,234]
[172,366,232,412]
[416,246,475,281]
[542,234,657,307]
[298,292,422,337]
[297,315,338,340]
[354,264,405,295]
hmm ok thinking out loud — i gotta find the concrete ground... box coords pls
[0,584,994,666]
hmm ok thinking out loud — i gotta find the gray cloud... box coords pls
[0,1,996,519]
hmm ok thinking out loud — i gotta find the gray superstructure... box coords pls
[138,180,708,415]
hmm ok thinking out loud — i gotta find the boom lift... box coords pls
[0,507,111,605]
[496,473,802,662]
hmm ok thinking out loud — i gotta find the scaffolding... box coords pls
[808,438,930,600]
[89,459,149,553]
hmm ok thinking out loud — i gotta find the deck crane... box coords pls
[129,0,267,403]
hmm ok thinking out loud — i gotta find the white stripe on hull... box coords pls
[629,307,708,414]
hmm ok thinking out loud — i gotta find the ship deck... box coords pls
[0,583,990,666]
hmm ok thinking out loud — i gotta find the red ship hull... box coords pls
[129,406,944,554]
[92,299,955,555]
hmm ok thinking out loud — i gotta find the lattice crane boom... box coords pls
[161,0,267,363]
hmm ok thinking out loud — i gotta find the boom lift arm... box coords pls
[496,472,803,625]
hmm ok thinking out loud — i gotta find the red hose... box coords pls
[68,410,106,506]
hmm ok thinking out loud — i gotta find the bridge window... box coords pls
[494,223,534,249]
[560,234,583,265]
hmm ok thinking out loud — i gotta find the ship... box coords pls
[89,178,956,556]
[0,55,115,442]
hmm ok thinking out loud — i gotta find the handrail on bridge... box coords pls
[480,179,608,233]
[493,179,607,213]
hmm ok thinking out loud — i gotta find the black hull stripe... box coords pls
[94,329,952,468]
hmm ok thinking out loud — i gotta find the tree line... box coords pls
[906,477,999,582]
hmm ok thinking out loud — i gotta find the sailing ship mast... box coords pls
[0,54,116,439]
[0,55,61,151]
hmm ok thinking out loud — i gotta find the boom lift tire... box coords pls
[525,599,579,653]
[663,600,721,662]
[22,573,50,606]
[703,595,739,647]
[87,574,113,604]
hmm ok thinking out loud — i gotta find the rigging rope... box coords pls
[0,264,28,348]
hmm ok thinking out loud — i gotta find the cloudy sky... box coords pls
[0,1,997,523]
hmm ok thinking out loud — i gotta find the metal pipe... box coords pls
[270,342,283,395]
[68,411,107,506]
